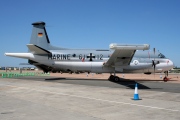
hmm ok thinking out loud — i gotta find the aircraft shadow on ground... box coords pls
[9,76,176,90]
[108,78,151,89]
[45,77,152,89]
[45,78,66,80]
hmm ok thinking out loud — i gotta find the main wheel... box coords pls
[109,75,114,81]
[114,76,120,82]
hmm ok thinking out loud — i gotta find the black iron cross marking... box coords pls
[87,53,95,61]
[72,54,76,57]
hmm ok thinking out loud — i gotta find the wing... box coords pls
[105,44,150,66]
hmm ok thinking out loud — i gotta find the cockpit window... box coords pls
[158,53,166,58]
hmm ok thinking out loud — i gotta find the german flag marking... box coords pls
[38,33,43,37]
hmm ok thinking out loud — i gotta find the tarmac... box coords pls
[0,73,180,120]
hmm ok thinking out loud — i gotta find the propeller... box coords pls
[152,48,160,78]
[152,60,160,72]
[153,48,156,77]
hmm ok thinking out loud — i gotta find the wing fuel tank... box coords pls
[109,43,150,50]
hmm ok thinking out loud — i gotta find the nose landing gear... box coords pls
[163,71,171,82]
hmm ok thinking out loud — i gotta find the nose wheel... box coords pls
[163,71,170,82]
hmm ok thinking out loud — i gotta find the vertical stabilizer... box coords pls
[30,21,50,50]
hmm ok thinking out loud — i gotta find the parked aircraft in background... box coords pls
[5,22,174,81]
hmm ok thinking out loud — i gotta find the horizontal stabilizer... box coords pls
[27,44,51,54]
[5,53,32,59]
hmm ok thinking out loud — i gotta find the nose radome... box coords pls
[168,59,174,69]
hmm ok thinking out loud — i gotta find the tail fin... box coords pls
[30,22,50,50]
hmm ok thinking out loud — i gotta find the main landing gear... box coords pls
[108,75,120,82]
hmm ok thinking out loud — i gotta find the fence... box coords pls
[0,72,50,78]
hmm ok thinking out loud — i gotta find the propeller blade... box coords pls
[153,48,155,54]
[152,49,160,79]
[152,60,155,67]
[153,48,156,79]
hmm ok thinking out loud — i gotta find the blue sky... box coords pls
[0,0,180,67]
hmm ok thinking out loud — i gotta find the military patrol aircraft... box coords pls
[5,22,174,81]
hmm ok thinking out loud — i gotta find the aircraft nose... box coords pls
[168,59,174,69]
